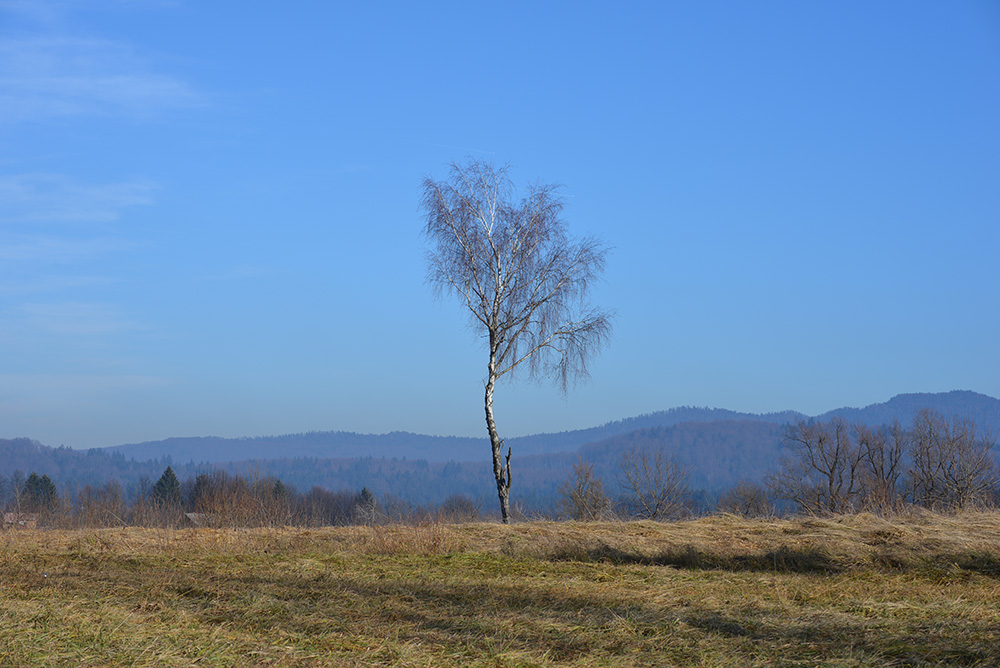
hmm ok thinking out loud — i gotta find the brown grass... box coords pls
[1,512,999,666]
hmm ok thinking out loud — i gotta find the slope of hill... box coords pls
[103,391,999,467]
[501,406,804,458]
[820,390,1000,432]
[578,420,788,492]
[103,432,486,466]
[104,406,809,465]
[4,391,998,509]
[0,438,172,492]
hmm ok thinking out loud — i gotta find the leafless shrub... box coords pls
[381,493,419,524]
[557,457,612,521]
[906,409,998,511]
[767,418,864,515]
[70,480,128,528]
[186,470,291,527]
[128,496,185,528]
[438,494,480,523]
[617,448,689,520]
[294,486,358,526]
[716,480,774,518]
[856,421,907,513]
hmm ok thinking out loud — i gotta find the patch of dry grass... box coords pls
[1,512,999,666]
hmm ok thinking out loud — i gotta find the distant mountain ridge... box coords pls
[101,406,806,465]
[819,391,1000,432]
[103,432,485,467]
[3,390,998,508]
[103,391,999,465]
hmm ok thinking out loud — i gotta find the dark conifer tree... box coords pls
[153,466,182,507]
[22,472,59,512]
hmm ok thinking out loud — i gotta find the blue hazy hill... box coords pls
[3,391,997,507]
[101,391,998,466]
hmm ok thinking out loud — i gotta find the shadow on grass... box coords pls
[544,540,841,574]
[683,611,755,638]
[325,575,1000,667]
[946,551,1000,577]
[681,606,999,667]
[545,541,1000,578]
[872,549,1000,579]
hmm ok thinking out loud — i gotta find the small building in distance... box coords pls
[3,512,39,530]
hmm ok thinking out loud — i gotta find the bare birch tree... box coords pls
[422,160,612,523]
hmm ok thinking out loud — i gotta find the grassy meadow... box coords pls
[2,512,999,667]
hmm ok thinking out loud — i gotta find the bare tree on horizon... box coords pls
[421,160,612,523]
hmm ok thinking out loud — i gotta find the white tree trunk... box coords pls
[485,359,511,523]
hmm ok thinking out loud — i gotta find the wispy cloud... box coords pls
[15,301,141,336]
[0,233,134,263]
[0,173,154,224]
[0,173,147,293]
[0,372,171,395]
[0,274,111,296]
[0,0,65,23]
[0,34,201,123]
[0,178,146,333]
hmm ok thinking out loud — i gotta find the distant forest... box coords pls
[2,391,998,521]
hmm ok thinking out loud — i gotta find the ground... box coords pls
[1,512,999,666]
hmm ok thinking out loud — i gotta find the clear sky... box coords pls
[1,1,998,449]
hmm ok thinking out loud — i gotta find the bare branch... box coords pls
[421,159,613,522]
[617,448,690,520]
[558,457,611,521]
[906,408,998,510]
[766,419,864,514]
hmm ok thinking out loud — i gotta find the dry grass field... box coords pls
[2,512,999,667]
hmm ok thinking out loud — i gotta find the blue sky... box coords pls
[1,1,998,449]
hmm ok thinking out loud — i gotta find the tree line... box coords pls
[1,466,483,528]
[764,408,997,515]
[4,407,996,528]
[556,407,998,520]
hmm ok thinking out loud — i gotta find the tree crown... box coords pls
[422,159,612,389]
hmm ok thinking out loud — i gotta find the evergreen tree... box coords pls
[153,466,182,507]
[22,472,58,512]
